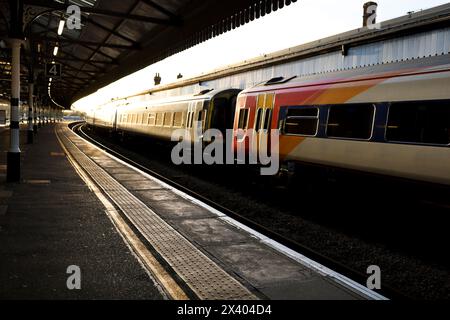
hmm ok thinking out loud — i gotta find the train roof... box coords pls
[106,88,241,109]
[240,54,450,94]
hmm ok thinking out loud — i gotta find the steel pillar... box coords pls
[33,96,38,133]
[27,82,34,143]
[7,38,22,182]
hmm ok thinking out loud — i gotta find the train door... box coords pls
[0,110,6,125]
[113,109,118,131]
[185,101,198,143]
[255,93,274,160]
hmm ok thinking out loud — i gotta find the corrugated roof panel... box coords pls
[142,25,450,99]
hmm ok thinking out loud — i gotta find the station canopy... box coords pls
[0,0,297,108]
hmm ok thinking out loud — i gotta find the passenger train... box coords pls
[86,55,450,186]
[0,98,10,126]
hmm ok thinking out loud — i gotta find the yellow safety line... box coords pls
[55,125,189,300]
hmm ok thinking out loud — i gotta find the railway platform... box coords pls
[0,123,384,300]
[0,125,163,299]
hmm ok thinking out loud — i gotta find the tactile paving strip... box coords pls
[56,125,256,300]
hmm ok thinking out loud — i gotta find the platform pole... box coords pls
[38,101,42,128]
[33,95,38,133]
[27,82,34,143]
[7,38,22,182]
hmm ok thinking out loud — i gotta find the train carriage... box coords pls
[87,89,241,143]
[233,55,450,185]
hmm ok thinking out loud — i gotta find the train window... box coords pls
[284,107,319,136]
[188,112,194,128]
[197,110,207,129]
[238,109,249,129]
[148,113,156,126]
[327,104,375,140]
[173,112,183,128]
[255,109,263,130]
[156,113,164,126]
[137,113,142,124]
[186,112,191,128]
[164,113,173,126]
[263,109,272,131]
[386,101,450,145]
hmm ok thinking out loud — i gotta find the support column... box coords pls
[7,38,22,182]
[38,101,42,128]
[33,95,38,133]
[27,81,34,143]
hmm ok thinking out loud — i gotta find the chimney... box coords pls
[154,73,161,86]
[363,2,378,27]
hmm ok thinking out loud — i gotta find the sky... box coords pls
[72,0,450,112]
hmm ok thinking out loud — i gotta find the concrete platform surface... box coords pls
[58,124,373,301]
[0,124,164,299]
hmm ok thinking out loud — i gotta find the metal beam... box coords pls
[23,0,179,25]
[33,20,118,63]
[33,35,140,50]
[35,54,118,65]
[84,17,138,46]
[73,0,141,81]
[140,0,181,21]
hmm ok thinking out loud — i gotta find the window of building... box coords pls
[386,100,450,145]
[238,108,249,129]
[327,104,375,139]
[284,107,319,136]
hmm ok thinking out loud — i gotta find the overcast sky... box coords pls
[72,0,449,111]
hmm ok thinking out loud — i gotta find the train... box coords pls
[86,55,450,186]
[0,98,10,126]
[0,99,35,126]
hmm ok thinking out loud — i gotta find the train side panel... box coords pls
[234,57,450,185]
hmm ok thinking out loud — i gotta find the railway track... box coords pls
[70,121,406,300]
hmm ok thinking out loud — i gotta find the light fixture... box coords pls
[57,20,65,36]
[53,46,59,56]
